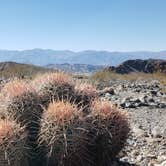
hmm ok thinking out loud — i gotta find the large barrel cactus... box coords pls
[39,101,93,166]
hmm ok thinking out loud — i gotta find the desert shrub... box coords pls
[32,72,75,107]
[39,101,93,166]
[86,100,130,166]
[73,82,98,113]
[0,118,28,166]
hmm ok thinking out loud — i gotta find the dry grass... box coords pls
[92,71,166,91]
[92,70,166,81]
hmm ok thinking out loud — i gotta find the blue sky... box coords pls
[0,0,166,51]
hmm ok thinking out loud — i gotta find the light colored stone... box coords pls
[132,126,146,137]
[154,160,166,166]
[152,126,162,138]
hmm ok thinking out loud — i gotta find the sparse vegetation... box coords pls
[0,62,52,79]
[0,72,130,166]
[92,70,166,90]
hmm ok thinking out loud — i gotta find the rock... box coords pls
[158,103,166,108]
[152,126,162,138]
[157,156,166,163]
[98,87,115,96]
[162,129,166,137]
[105,93,112,98]
[154,160,166,166]
[139,95,148,103]
[132,126,146,137]
[136,155,143,162]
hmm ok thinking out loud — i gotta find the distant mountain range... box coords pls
[46,63,105,73]
[0,49,166,66]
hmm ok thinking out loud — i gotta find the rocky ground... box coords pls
[98,79,166,166]
[0,76,165,166]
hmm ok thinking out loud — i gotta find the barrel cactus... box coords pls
[39,101,93,166]
[74,83,97,113]
[32,72,75,107]
[87,100,130,165]
[0,79,43,166]
[0,118,28,166]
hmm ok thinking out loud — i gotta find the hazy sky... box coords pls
[0,0,166,51]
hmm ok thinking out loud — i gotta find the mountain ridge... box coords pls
[105,59,166,74]
[0,49,166,66]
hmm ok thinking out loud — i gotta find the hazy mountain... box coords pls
[0,49,166,66]
[46,63,105,73]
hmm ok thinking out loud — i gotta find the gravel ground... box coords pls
[98,79,166,166]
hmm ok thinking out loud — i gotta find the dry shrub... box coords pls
[85,100,130,166]
[0,119,28,166]
[39,101,92,166]
[32,72,75,107]
[74,83,97,113]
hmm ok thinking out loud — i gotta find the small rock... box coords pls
[98,87,115,96]
[105,93,112,98]
[132,126,146,137]
[154,160,166,166]
[152,126,162,138]
[162,129,166,137]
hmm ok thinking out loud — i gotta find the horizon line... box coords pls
[0,48,166,53]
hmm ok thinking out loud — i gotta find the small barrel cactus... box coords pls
[86,100,130,166]
[0,118,28,166]
[0,79,43,166]
[39,101,93,166]
[0,79,42,126]
[74,83,97,113]
[32,72,75,107]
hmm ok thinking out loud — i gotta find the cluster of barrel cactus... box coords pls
[0,72,130,166]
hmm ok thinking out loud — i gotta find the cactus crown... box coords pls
[45,101,79,126]
[1,79,33,99]
[75,82,97,96]
[0,119,15,143]
[91,100,118,118]
[32,72,72,91]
